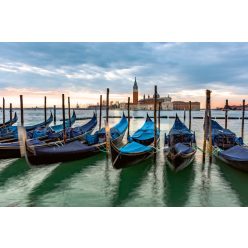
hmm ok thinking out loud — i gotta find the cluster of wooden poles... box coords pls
[1,88,246,154]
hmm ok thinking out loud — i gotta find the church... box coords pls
[120,77,173,110]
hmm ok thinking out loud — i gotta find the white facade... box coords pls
[119,94,173,110]
[161,101,173,110]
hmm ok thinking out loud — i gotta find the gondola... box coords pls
[23,113,128,165]
[164,115,196,172]
[27,110,77,139]
[0,112,96,159]
[0,112,54,141]
[0,110,76,142]
[110,114,159,169]
[0,112,18,128]
[210,119,248,172]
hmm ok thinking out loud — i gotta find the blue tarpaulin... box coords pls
[131,115,159,141]
[86,114,128,144]
[120,141,153,154]
[175,143,194,155]
[211,120,243,146]
[220,145,248,162]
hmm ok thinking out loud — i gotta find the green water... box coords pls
[0,109,248,207]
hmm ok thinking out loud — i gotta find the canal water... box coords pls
[0,109,248,207]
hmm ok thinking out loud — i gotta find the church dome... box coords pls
[153,92,160,98]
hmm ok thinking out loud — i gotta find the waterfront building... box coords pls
[172,101,200,110]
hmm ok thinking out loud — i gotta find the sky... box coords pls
[0,42,248,108]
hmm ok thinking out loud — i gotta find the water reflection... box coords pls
[199,162,211,207]
[215,158,248,206]
[111,160,152,206]
[0,158,29,187]
[163,162,195,207]
[28,153,106,206]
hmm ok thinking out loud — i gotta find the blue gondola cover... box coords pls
[120,141,153,154]
[219,145,248,162]
[131,115,159,141]
[174,143,194,155]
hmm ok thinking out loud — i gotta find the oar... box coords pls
[18,126,27,158]
[17,126,32,167]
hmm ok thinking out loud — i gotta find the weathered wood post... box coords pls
[203,90,210,155]
[68,97,71,127]
[158,102,161,131]
[53,105,56,124]
[189,101,192,131]
[241,99,245,140]
[208,91,213,160]
[184,108,186,122]
[20,95,24,126]
[154,85,157,149]
[10,103,13,122]
[106,88,109,124]
[106,88,110,155]
[225,99,228,129]
[2,97,5,127]
[62,94,66,142]
[127,96,130,138]
[99,95,102,130]
[44,96,47,123]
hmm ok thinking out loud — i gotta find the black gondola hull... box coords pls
[0,147,21,159]
[26,132,125,166]
[26,144,101,165]
[110,142,154,169]
[214,151,248,173]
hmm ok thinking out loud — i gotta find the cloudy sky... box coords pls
[0,42,248,108]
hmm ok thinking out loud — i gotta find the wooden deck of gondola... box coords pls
[165,148,196,172]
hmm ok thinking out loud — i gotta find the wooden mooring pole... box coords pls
[106,88,110,155]
[189,101,192,131]
[10,103,13,122]
[154,85,157,150]
[20,95,24,126]
[158,102,161,131]
[183,108,186,122]
[203,90,209,155]
[2,97,5,127]
[99,95,102,130]
[53,105,56,124]
[106,88,109,124]
[68,97,71,127]
[44,96,47,123]
[208,91,213,161]
[241,99,245,139]
[62,94,66,143]
[225,99,228,129]
[127,97,130,138]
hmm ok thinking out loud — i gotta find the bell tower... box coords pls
[133,77,138,104]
